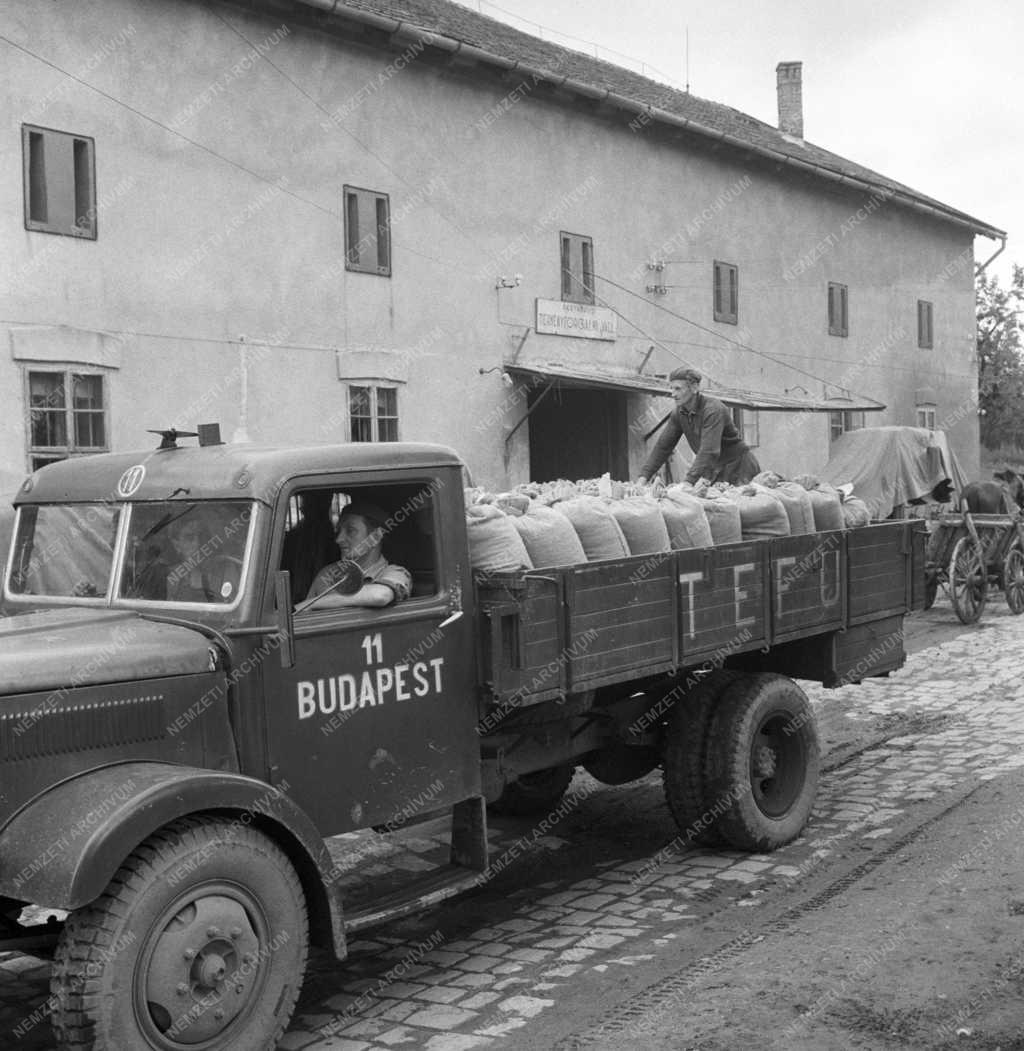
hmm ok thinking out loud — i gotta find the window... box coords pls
[22,124,96,238]
[350,385,398,442]
[344,186,390,275]
[829,409,865,441]
[283,483,439,606]
[731,406,759,448]
[828,282,849,337]
[713,261,738,324]
[917,300,933,349]
[27,370,107,470]
[560,232,594,304]
[916,405,937,429]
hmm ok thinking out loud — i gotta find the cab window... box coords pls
[282,483,438,608]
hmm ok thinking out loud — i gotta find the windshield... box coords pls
[5,500,254,607]
[119,501,252,605]
[7,503,121,599]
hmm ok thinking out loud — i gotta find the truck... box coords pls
[0,432,928,1049]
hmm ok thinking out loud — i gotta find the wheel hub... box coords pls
[145,894,260,1043]
[753,744,777,779]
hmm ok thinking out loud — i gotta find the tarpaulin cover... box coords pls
[820,426,969,520]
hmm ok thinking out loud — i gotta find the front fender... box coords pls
[0,762,348,957]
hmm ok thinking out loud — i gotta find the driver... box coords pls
[305,501,411,609]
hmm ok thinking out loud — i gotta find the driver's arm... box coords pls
[306,582,397,609]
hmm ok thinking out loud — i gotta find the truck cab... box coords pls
[0,437,485,1050]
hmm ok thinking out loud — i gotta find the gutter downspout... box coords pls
[976,235,1007,275]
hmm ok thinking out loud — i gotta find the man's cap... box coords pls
[669,367,702,384]
[341,500,390,531]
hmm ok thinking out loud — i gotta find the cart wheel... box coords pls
[1003,545,1024,614]
[949,536,988,624]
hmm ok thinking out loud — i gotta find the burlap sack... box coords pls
[806,485,845,532]
[772,482,817,536]
[696,493,743,545]
[609,498,671,556]
[659,491,714,549]
[841,497,871,528]
[465,503,533,572]
[730,488,791,540]
[554,496,631,561]
[512,504,587,568]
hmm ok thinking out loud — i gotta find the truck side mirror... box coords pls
[274,570,295,668]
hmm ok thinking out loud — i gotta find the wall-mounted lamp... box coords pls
[495,274,522,290]
[479,366,514,387]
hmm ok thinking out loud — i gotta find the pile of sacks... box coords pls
[465,471,872,573]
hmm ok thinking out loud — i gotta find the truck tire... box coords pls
[703,674,819,851]
[583,742,659,785]
[50,816,308,1051]
[662,670,741,846]
[490,765,575,816]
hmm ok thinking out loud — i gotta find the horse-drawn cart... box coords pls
[923,510,1024,623]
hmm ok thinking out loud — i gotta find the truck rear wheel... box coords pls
[662,670,741,846]
[50,816,308,1051]
[703,674,819,851]
[490,765,575,816]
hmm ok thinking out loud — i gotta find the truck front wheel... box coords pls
[50,815,308,1050]
[703,674,820,851]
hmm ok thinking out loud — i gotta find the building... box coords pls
[0,0,1004,494]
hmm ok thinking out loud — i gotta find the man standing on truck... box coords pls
[305,500,412,609]
[636,367,761,486]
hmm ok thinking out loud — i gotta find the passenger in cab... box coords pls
[305,501,411,609]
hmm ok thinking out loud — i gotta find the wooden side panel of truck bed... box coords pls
[476,521,926,706]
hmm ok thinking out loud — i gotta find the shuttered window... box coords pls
[344,186,391,276]
[22,125,97,239]
[917,300,933,349]
[713,261,738,324]
[828,282,849,337]
[560,232,594,304]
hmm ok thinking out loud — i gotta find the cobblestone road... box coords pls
[2,601,1021,1049]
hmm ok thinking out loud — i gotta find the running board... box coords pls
[344,795,488,935]
[345,864,485,933]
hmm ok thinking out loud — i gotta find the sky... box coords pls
[469,0,1022,288]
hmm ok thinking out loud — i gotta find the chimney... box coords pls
[776,61,803,138]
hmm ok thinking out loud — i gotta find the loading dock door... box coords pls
[528,386,628,482]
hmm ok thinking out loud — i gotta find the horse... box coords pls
[960,469,1024,514]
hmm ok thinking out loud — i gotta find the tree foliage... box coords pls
[977,263,1024,450]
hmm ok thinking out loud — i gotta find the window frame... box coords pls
[731,406,759,448]
[559,231,595,305]
[349,383,400,443]
[25,369,109,471]
[917,299,934,349]
[343,184,391,277]
[916,405,937,429]
[828,282,849,337]
[829,409,865,442]
[713,261,738,324]
[21,123,97,239]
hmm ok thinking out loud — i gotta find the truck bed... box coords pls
[476,521,927,705]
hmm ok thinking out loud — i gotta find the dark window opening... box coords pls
[713,261,738,324]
